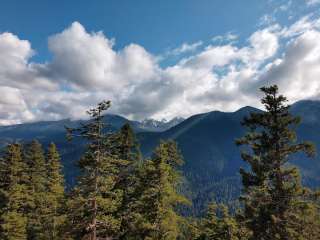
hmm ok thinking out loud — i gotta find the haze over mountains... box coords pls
[1,100,320,214]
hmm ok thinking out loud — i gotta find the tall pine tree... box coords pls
[0,143,29,240]
[111,123,143,239]
[65,100,123,240]
[197,203,244,240]
[133,140,189,240]
[236,85,316,239]
[45,142,66,240]
[24,140,48,240]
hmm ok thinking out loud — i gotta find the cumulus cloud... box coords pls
[306,0,320,6]
[170,41,203,56]
[211,32,238,43]
[0,16,320,125]
[256,30,320,101]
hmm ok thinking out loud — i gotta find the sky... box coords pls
[0,0,320,125]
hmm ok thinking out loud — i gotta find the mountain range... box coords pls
[1,100,319,215]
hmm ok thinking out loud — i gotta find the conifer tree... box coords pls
[24,140,48,240]
[116,123,141,162]
[133,140,189,240]
[111,123,143,239]
[0,143,29,240]
[197,203,219,240]
[236,85,316,239]
[45,142,66,240]
[197,203,242,240]
[65,100,123,240]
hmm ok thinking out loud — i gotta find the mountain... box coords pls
[137,101,320,214]
[138,117,185,132]
[0,100,320,215]
[0,114,183,185]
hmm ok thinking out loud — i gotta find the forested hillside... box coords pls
[1,100,320,215]
[0,85,320,239]
[0,86,320,240]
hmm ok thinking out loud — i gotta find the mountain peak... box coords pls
[139,117,185,132]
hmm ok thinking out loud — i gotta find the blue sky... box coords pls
[0,0,313,63]
[0,0,319,124]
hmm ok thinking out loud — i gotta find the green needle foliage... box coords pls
[196,202,249,240]
[0,143,29,240]
[236,85,318,240]
[134,140,190,240]
[65,100,123,240]
[24,140,49,240]
[45,142,66,240]
[110,123,143,239]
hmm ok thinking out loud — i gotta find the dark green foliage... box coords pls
[236,85,318,239]
[65,100,124,240]
[0,143,29,240]
[45,143,66,239]
[111,123,144,239]
[0,141,66,240]
[24,140,49,240]
[130,140,190,239]
[196,202,248,240]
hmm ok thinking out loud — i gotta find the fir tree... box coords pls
[197,203,242,240]
[116,122,141,162]
[111,123,143,239]
[24,140,48,240]
[45,142,66,240]
[236,85,316,239]
[134,140,189,240]
[65,100,123,240]
[0,143,29,240]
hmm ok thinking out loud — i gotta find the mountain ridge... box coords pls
[0,100,319,214]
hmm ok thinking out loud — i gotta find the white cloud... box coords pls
[170,41,203,55]
[0,87,34,125]
[259,15,276,26]
[306,0,320,6]
[212,32,238,43]
[256,30,320,102]
[0,16,320,125]
[280,15,320,38]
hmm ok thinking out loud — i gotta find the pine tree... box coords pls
[111,123,143,239]
[198,203,219,240]
[65,100,123,240]
[24,140,49,240]
[236,85,316,239]
[45,142,66,240]
[197,203,242,240]
[116,123,141,162]
[0,143,29,240]
[133,140,189,240]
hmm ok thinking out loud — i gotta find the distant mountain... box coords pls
[138,101,320,214]
[0,114,183,185]
[139,117,185,132]
[0,100,319,215]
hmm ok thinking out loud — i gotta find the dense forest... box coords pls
[1,85,320,240]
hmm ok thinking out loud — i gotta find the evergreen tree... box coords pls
[133,140,189,240]
[111,123,143,239]
[24,140,48,240]
[236,85,316,239]
[0,143,29,240]
[116,122,141,162]
[197,203,242,240]
[45,142,66,240]
[65,100,123,240]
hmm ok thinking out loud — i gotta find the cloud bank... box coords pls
[0,15,320,125]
